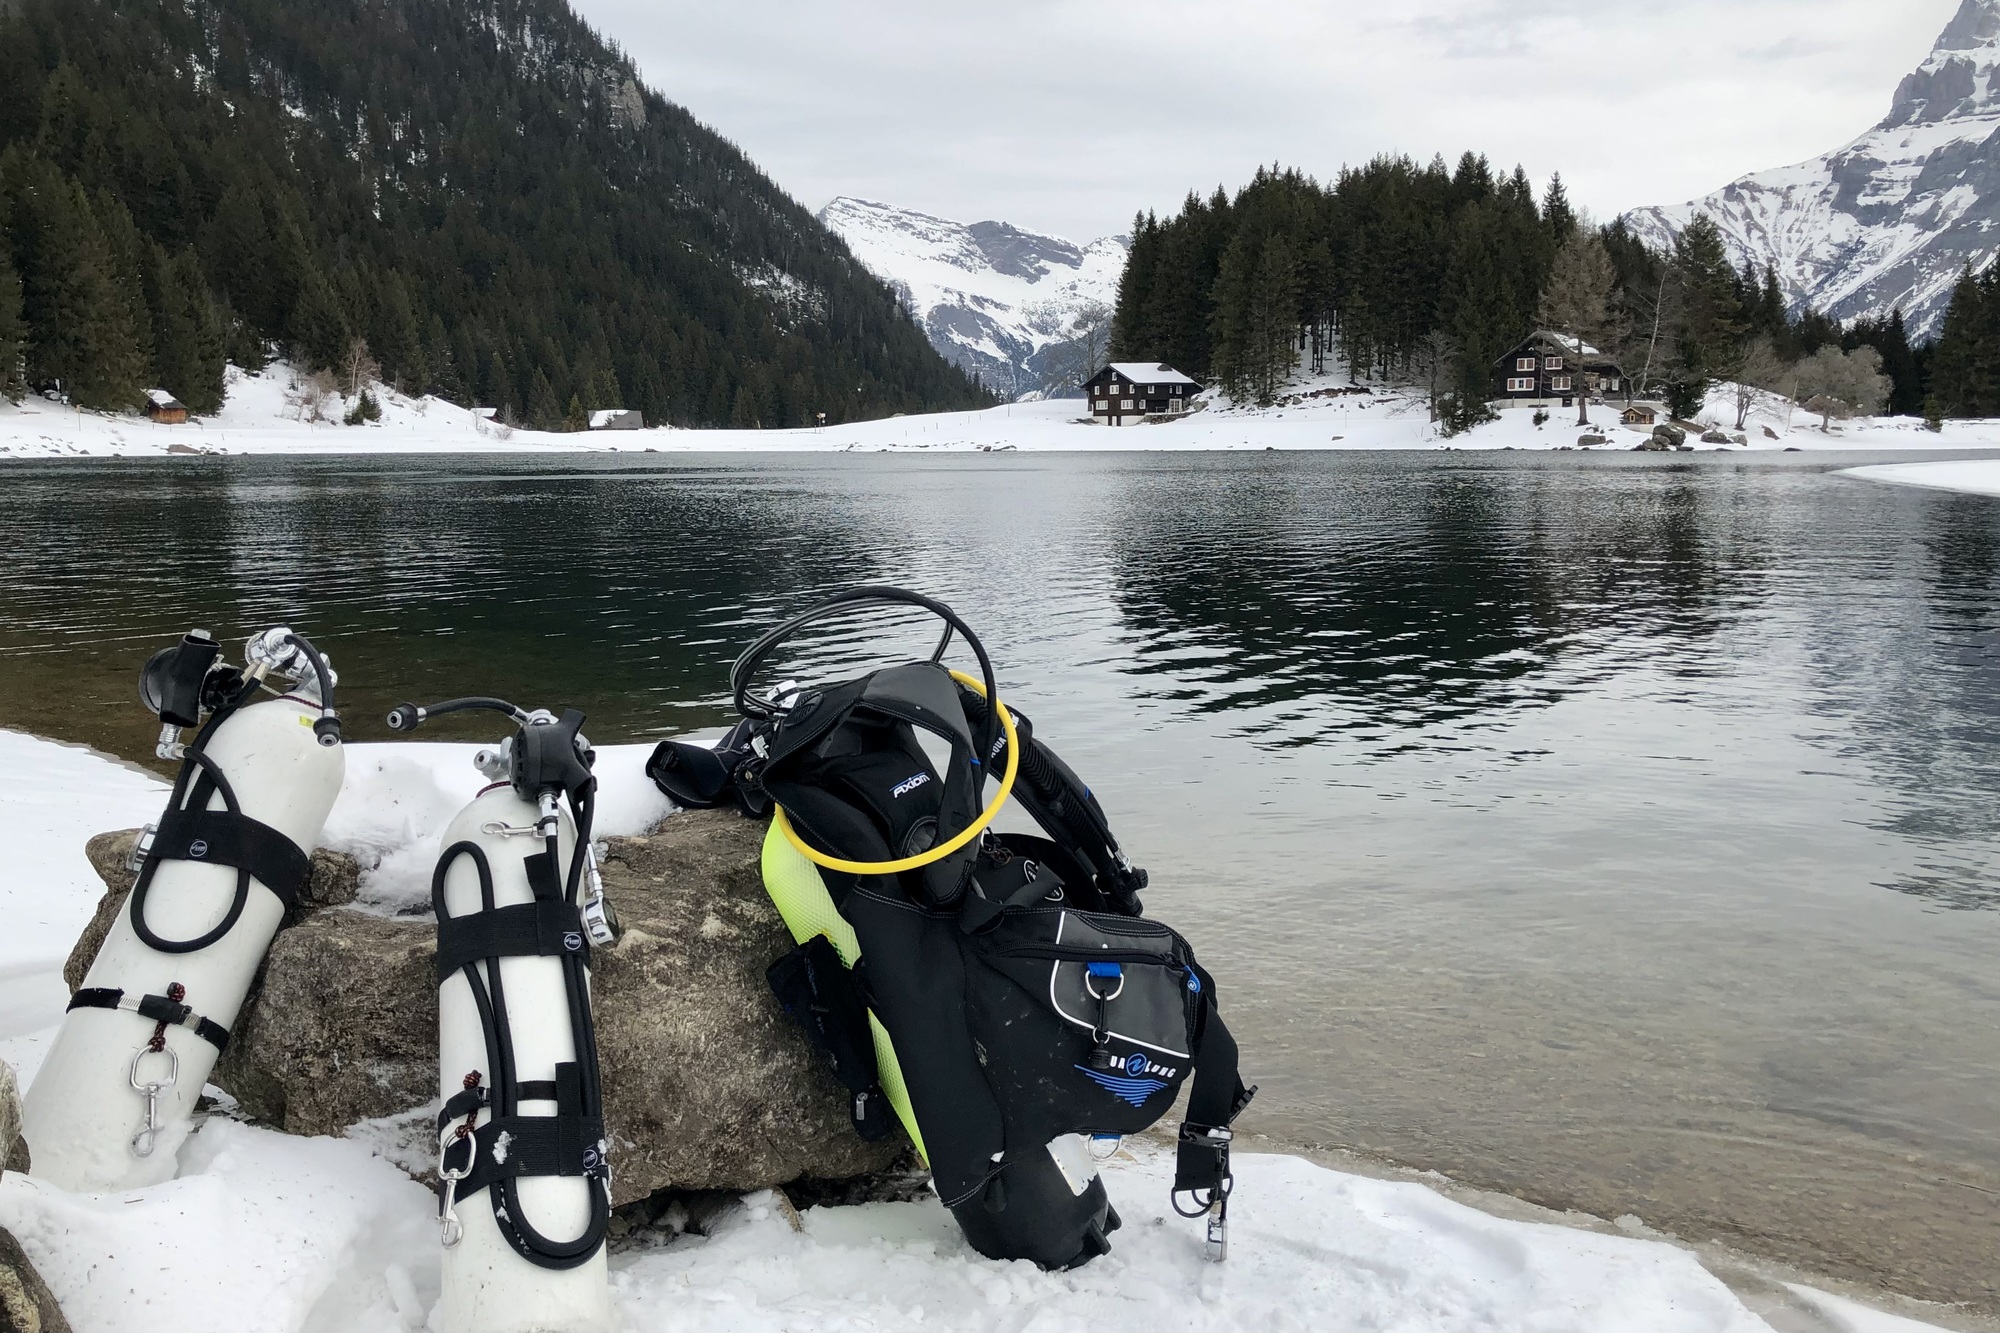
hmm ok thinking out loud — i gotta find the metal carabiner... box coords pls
[437,1129,472,1247]
[128,1043,179,1158]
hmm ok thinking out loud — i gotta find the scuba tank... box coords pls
[647,587,1255,1270]
[22,627,344,1191]
[385,696,620,1333]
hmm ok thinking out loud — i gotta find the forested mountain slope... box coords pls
[0,0,988,424]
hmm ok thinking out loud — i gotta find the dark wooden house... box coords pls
[144,389,189,424]
[1493,332,1626,405]
[1083,363,1201,426]
[588,409,645,430]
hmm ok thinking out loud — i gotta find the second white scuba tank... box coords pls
[388,697,619,1333]
[22,627,344,1192]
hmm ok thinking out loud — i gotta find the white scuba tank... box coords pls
[23,693,343,1191]
[434,785,611,1333]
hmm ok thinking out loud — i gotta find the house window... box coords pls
[1507,377,1535,392]
[1516,357,1535,372]
[1545,357,1564,370]
[1121,399,1134,410]
[1550,376,1572,391]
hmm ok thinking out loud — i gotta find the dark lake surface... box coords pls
[2,450,1998,1310]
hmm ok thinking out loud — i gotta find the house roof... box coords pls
[145,388,185,408]
[589,409,638,428]
[1098,362,1200,387]
[1499,331,1617,364]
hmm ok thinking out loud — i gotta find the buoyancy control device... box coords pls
[648,587,1255,1269]
[23,627,344,1191]
[385,695,620,1333]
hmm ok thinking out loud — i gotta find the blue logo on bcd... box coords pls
[1124,1052,1148,1077]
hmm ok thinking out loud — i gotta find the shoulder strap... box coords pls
[960,688,1148,915]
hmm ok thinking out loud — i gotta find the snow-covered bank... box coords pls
[0,728,1968,1333]
[8,363,2000,459]
[1842,459,2000,498]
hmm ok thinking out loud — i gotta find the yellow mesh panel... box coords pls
[761,821,926,1163]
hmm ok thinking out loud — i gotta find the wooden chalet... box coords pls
[144,389,189,424]
[1084,363,1201,426]
[1494,332,1626,406]
[588,409,644,430]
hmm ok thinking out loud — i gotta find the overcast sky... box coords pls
[568,0,1957,244]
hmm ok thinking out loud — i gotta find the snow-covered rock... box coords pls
[819,197,1127,399]
[1626,0,2000,338]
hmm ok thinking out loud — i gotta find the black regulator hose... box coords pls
[386,697,526,732]
[282,632,342,746]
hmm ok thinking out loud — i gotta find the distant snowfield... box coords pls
[0,726,1965,1333]
[6,364,2000,459]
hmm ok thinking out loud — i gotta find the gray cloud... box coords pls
[569,0,1955,243]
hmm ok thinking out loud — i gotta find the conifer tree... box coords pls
[3,154,146,408]
[527,367,561,430]
[1664,214,1748,418]
[288,266,350,372]
[0,242,25,403]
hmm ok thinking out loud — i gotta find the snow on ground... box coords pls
[1842,459,2000,498]
[0,728,1965,1333]
[6,363,2000,459]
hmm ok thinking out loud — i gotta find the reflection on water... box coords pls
[1108,463,1771,749]
[2,450,1999,1310]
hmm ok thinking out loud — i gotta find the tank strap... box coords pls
[67,986,230,1052]
[441,1063,608,1198]
[150,807,312,913]
[432,900,589,980]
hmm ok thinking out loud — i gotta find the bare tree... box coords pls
[340,337,381,401]
[290,369,338,423]
[1539,233,1616,426]
[1038,302,1115,398]
[1792,346,1891,432]
[1731,338,1791,431]
[1410,328,1460,422]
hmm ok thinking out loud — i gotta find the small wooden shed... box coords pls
[145,389,189,424]
[1621,404,1659,426]
[589,409,645,431]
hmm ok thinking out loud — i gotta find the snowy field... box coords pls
[0,726,1971,1333]
[4,363,2000,459]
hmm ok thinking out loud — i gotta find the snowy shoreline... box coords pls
[0,726,1976,1333]
[8,364,2000,460]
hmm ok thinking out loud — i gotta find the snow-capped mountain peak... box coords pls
[1625,0,2000,337]
[819,197,1128,399]
[1889,0,2000,126]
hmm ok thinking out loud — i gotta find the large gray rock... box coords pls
[0,1064,68,1333]
[182,809,902,1205]
[0,1227,70,1333]
[66,829,361,992]
[0,1044,23,1176]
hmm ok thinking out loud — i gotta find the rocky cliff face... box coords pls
[1626,0,2000,337]
[819,198,1127,399]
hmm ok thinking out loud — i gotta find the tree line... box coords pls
[0,0,988,425]
[1109,156,1965,432]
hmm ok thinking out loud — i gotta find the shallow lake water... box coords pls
[2,450,1997,1310]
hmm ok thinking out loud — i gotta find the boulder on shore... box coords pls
[71,810,906,1206]
[0,1064,71,1333]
